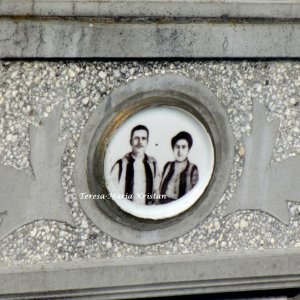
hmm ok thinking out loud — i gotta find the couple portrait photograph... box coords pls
[104,106,215,210]
[110,125,199,205]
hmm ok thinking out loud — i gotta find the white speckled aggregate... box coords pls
[0,60,299,266]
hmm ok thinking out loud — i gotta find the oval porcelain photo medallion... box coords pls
[76,74,234,244]
[103,106,215,219]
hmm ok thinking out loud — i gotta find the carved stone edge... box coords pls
[0,248,299,299]
[1,18,300,58]
[1,0,300,19]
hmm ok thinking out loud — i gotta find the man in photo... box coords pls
[159,131,199,204]
[110,125,158,205]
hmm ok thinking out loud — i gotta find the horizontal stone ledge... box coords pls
[0,249,299,299]
[0,0,300,19]
[1,17,300,58]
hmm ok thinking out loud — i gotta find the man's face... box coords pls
[173,139,189,162]
[131,129,148,154]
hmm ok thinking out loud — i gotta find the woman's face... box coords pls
[173,139,189,162]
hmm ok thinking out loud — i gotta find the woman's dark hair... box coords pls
[171,131,193,149]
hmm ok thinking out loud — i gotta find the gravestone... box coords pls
[0,1,300,299]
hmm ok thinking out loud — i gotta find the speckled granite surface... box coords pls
[0,60,299,267]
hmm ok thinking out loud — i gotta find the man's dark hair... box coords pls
[130,125,149,141]
[171,131,193,149]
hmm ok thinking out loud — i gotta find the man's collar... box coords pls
[126,152,148,162]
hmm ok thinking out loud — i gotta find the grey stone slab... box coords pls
[225,101,300,224]
[0,248,299,299]
[1,18,300,58]
[0,0,300,18]
[0,103,74,241]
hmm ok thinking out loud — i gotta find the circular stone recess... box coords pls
[74,74,234,245]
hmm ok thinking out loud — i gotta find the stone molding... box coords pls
[0,249,299,299]
[0,0,300,19]
[1,0,299,58]
[1,17,300,58]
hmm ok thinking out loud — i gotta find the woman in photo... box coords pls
[159,131,199,204]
